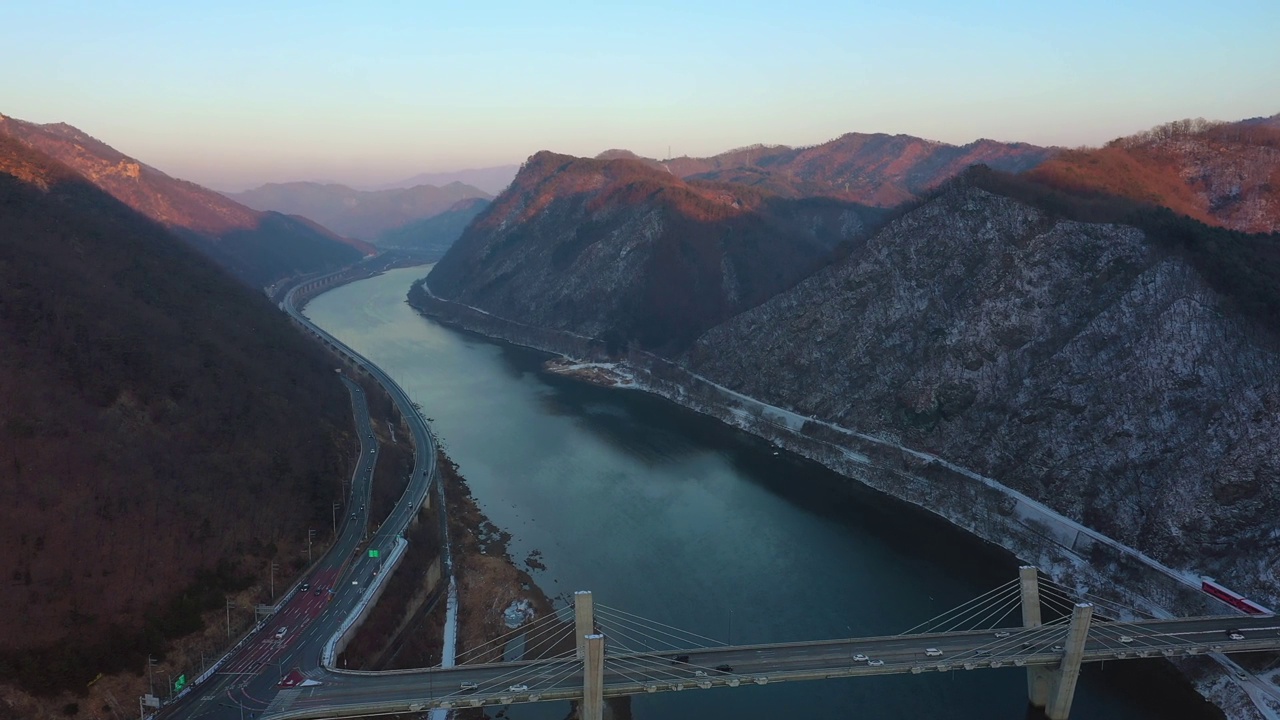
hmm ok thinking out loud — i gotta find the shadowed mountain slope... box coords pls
[0,135,353,693]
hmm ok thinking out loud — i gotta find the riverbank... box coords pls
[407,277,1275,720]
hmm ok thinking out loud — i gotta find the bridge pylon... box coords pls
[1047,602,1094,720]
[574,591,595,659]
[1019,566,1051,709]
[582,633,605,720]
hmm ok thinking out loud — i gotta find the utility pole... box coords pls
[146,656,155,696]
[308,529,316,564]
[270,562,278,600]
[332,502,340,535]
[225,599,235,640]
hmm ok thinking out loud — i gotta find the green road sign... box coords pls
[368,549,379,558]
[173,674,186,692]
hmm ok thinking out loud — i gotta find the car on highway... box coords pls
[300,582,310,592]
[974,649,991,656]
[1227,630,1246,640]
[852,653,869,662]
[994,631,1011,638]
[671,655,690,665]
[925,648,942,657]
[507,684,528,692]
[867,659,885,667]
[1118,635,1134,643]
[314,587,323,596]
[459,682,479,692]
[275,627,287,640]
[1051,645,1064,652]
[693,670,707,677]
[714,664,733,674]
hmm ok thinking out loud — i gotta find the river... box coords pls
[304,266,1219,720]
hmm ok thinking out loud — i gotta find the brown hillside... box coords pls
[0,113,372,286]
[0,135,353,693]
[1027,117,1280,233]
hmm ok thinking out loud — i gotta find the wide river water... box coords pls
[305,266,1218,720]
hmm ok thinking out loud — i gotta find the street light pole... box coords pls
[225,599,234,640]
[270,562,278,600]
[332,502,340,535]
[308,529,315,564]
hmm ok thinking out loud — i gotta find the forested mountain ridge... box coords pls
[0,113,371,287]
[661,133,1054,205]
[0,135,354,695]
[1027,116,1280,233]
[227,180,491,241]
[426,150,885,353]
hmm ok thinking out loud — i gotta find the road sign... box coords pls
[173,674,186,692]
[368,549,379,558]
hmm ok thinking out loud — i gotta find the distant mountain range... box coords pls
[367,165,519,195]
[373,197,491,259]
[0,114,371,287]
[605,134,1055,206]
[227,181,491,241]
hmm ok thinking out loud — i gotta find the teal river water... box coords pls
[305,267,1217,720]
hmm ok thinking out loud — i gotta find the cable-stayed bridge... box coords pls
[262,567,1280,720]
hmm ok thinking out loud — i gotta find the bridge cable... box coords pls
[897,578,1020,635]
[594,608,716,652]
[596,603,729,647]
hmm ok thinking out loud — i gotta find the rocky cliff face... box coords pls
[0,113,370,286]
[427,151,882,352]
[685,181,1280,602]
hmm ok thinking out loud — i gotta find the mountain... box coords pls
[0,135,354,694]
[369,165,520,195]
[684,171,1280,603]
[1026,117,1280,233]
[228,181,491,241]
[0,114,370,287]
[373,197,490,259]
[425,151,885,353]
[663,134,1055,206]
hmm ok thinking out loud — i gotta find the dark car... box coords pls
[714,664,733,674]
[314,587,323,596]
[671,655,690,665]
[300,582,310,592]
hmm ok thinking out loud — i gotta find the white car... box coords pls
[867,659,885,667]
[274,627,287,639]
[507,684,528,692]
[1118,635,1134,643]
[852,653,869,662]
[925,648,942,657]
[1227,631,1246,641]
[459,682,478,692]
[994,631,1011,638]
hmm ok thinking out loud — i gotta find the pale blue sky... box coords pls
[3,0,1277,190]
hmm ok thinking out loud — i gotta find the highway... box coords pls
[260,613,1280,718]
[159,278,440,720]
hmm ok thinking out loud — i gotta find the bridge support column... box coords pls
[574,591,594,660]
[1046,603,1093,720]
[582,633,605,720]
[1020,566,1051,708]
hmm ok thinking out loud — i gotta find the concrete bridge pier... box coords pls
[574,591,595,659]
[1019,566,1051,708]
[582,634,605,720]
[1046,603,1094,720]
